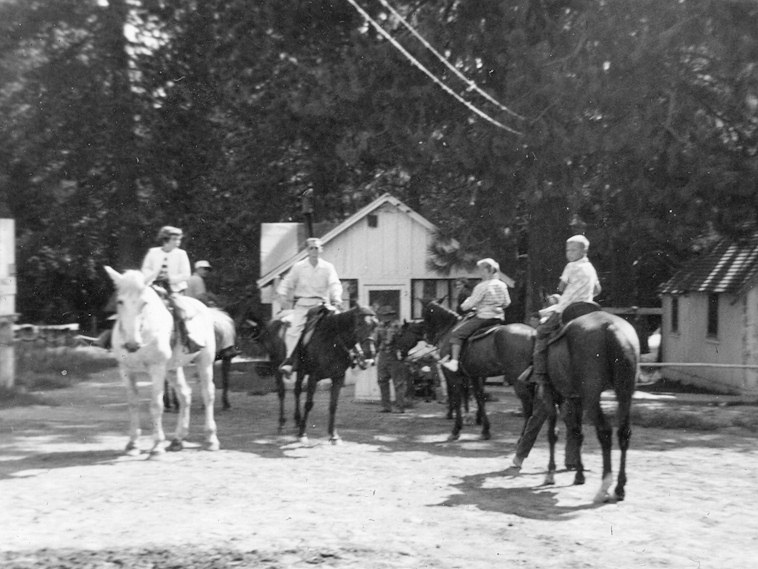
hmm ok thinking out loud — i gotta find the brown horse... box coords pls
[252,306,377,442]
[542,308,639,502]
[416,301,538,442]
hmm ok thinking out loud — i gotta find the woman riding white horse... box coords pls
[105,266,225,455]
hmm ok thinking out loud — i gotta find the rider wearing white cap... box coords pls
[276,237,343,377]
[442,258,511,373]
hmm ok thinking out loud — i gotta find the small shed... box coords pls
[659,232,758,395]
[256,193,513,321]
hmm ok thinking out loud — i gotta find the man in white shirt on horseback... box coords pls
[276,237,343,378]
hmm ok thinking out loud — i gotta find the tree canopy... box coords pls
[1,0,756,325]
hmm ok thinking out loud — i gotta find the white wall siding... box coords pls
[662,293,755,394]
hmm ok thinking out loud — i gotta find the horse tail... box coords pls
[605,317,640,419]
[211,308,236,352]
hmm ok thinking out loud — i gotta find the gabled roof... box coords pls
[659,232,758,296]
[257,193,437,288]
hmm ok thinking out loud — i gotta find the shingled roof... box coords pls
[659,232,758,296]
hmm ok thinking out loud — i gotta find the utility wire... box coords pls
[378,0,524,121]
[344,0,523,136]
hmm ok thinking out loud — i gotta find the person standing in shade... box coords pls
[277,237,343,377]
[186,259,213,304]
[375,305,408,413]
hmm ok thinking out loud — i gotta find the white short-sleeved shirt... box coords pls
[277,258,343,306]
[542,256,600,315]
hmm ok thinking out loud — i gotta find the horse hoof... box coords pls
[149,445,166,457]
[574,473,585,485]
[222,403,231,411]
[480,432,491,441]
[206,440,220,451]
[593,491,611,503]
[504,465,521,476]
[330,437,342,445]
[447,433,460,442]
[125,442,140,456]
[615,487,626,502]
[298,435,309,444]
[167,439,183,452]
[543,473,556,486]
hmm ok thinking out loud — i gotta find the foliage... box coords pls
[0,0,756,323]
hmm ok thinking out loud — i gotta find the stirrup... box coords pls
[279,363,293,378]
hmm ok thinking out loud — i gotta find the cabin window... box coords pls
[707,293,719,338]
[411,279,459,319]
[671,297,679,333]
[367,214,378,228]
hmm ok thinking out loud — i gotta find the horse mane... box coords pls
[423,300,459,328]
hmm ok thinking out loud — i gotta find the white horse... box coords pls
[105,266,224,455]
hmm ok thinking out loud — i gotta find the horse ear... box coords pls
[103,265,122,285]
[436,296,447,304]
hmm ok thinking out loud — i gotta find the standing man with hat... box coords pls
[376,305,408,413]
[277,237,343,377]
[186,259,212,303]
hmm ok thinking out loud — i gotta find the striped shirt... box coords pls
[460,278,511,319]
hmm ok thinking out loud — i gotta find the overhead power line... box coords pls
[344,0,523,136]
[377,0,524,121]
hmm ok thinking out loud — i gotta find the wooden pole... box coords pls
[0,217,16,389]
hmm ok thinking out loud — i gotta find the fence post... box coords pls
[0,216,16,389]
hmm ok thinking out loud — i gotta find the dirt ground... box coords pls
[1,361,757,569]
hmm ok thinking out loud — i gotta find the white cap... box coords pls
[195,260,211,269]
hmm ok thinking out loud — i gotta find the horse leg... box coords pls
[588,400,614,502]
[121,368,141,455]
[544,406,558,485]
[615,397,633,501]
[197,356,220,451]
[564,397,585,485]
[148,366,168,455]
[293,371,304,428]
[167,367,192,452]
[276,371,287,434]
[221,355,231,410]
[447,373,463,441]
[297,375,318,441]
[328,375,345,444]
[471,377,490,440]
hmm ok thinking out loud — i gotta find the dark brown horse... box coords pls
[254,306,378,443]
[416,301,538,442]
[542,308,639,502]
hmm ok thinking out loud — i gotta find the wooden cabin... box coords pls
[256,193,514,400]
[257,193,513,321]
[659,232,758,395]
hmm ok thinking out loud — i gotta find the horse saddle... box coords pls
[547,301,604,346]
[302,304,333,346]
[469,323,502,343]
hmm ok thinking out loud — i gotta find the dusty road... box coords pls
[1,364,757,568]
